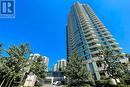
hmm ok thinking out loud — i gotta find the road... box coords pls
[42,84,62,87]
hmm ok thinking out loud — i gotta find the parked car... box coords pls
[53,81,61,86]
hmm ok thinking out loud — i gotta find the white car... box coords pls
[52,81,61,86]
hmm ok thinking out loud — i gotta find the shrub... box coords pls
[84,84,91,87]
[95,80,109,87]
[63,85,68,87]
[100,76,108,80]
[117,84,130,87]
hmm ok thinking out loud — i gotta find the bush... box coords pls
[95,80,109,87]
[100,76,108,80]
[117,84,130,87]
[84,84,91,87]
[125,79,130,85]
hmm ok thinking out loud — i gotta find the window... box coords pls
[85,56,88,60]
[103,42,107,45]
[98,32,100,34]
[106,46,109,48]
[82,46,84,49]
[99,35,102,37]
[83,51,86,55]
[101,38,105,41]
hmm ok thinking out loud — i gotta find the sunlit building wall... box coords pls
[66,2,123,80]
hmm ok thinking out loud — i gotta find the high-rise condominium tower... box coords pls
[66,2,123,80]
[52,59,66,72]
[29,54,49,71]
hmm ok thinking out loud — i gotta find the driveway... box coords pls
[42,84,62,87]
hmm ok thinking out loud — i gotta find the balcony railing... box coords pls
[110,42,119,46]
[84,28,93,33]
[91,50,99,54]
[113,47,122,50]
[104,34,113,38]
[86,35,96,39]
[87,31,94,35]
[89,44,101,49]
[104,31,110,34]
[87,39,99,44]
[107,38,116,42]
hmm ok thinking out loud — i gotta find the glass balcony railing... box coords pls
[91,50,99,54]
[113,47,123,50]
[87,39,99,44]
[110,42,119,46]
[84,28,93,33]
[87,31,94,35]
[104,31,110,34]
[107,38,116,42]
[104,34,112,38]
[86,35,96,39]
[89,44,101,49]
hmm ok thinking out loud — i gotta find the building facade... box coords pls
[53,64,57,72]
[66,2,123,80]
[52,59,66,72]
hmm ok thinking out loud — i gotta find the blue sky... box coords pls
[0,0,130,70]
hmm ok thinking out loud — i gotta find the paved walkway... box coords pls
[42,84,62,87]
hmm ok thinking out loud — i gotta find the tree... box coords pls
[125,53,130,62]
[4,43,31,87]
[98,46,129,83]
[0,43,31,87]
[30,56,47,81]
[0,59,11,87]
[0,43,10,87]
[65,51,94,87]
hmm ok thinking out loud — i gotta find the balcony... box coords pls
[120,53,126,56]
[104,34,113,38]
[83,57,98,64]
[89,44,101,49]
[99,25,106,28]
[100,28,106,31]
[107,38,116,42]
[104,31,110,34]
[87,31,94,35]
[113,47,122,50]
[81,23,87,28]
[99,28,106,32]
[110,42,119,46]
[84,28,93,33]
[83,25,91,30]
[86,35,96,39]
[87,39,99,44]
[91,50,99,54]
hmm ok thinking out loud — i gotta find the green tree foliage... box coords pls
[125,53,130,62]
[98,46,129,80]
[65,51,94,87]
[0,43,31,87]
[30,56,47,80]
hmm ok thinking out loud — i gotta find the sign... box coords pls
[0,0,15,18]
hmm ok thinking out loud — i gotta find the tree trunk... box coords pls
[19,72,26,86]
[0,79,5,87]
[8,78,13,87]
[5,77,11,87]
